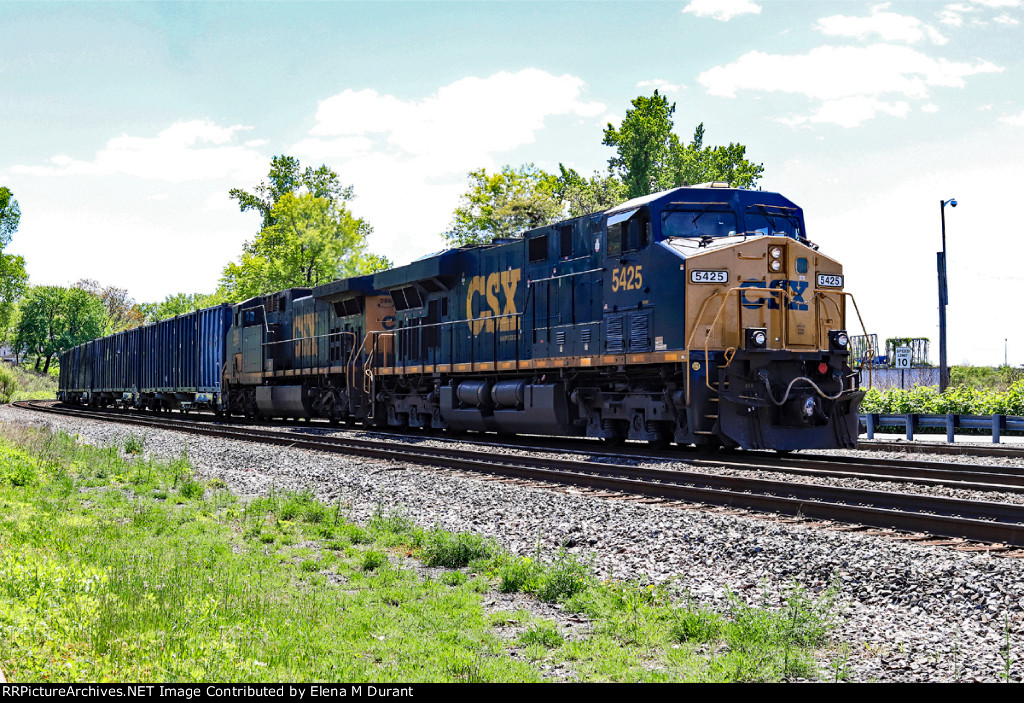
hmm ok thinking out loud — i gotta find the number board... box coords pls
[690,270,728,284]
[817,273,843,288]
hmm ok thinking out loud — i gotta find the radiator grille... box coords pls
[606,316,624,352]
[629,313,650,351]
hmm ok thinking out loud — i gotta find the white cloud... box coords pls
[921,103,940,113]
[939,3,973,26]
[939,1,1018,25]
[682,0,760,22]
[815,7,947,44]
[636,79,685,94]
[778,97,911,129]
[291,69,606,262]
[11,120,267,183]
[699,44,1003,127]
[999,110,1024,125]
[300,70,603,178]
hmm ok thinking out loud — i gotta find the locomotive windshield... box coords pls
[662,209,738,239]
[744,206,803,239]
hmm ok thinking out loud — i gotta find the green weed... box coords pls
[420,528,496,568]
[519,622,564,648]
[122,434,146,455]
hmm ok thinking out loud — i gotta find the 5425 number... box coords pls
[611,265,643,292]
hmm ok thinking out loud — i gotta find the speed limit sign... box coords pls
[894,347,912,369]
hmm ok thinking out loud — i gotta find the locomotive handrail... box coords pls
[366,332,397,415]
[813,291,874,389]
[682,285,792,402]
[376,311,525,370]
[526,267,605,286]
[700,286,791,393]
[346,331,372,385]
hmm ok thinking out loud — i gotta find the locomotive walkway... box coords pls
[17,400,1024,550]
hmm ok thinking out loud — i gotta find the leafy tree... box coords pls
[603,91,764,199]
[0,187,29,340]
[444,165,564,247]
[137,290,232,324]
[670,123,763,190]
[602,92,678,199]
[74,279,145,333]
[221,192,389,299]
[555,166,628,218]
[229,155,355,229]
[16,286,106,373]
[0,187,21,244]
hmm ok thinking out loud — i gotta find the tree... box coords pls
[16,286,106,373]
[136,290,232,324]
[444,165,564,247]
[602,92,678,200]
[221,192,389,299]
[603,91,764,199]
[0,187,29,340]
[0,187,21,244]
[229,155,355,229]
[670,124,763,190]
[74,279,145,333]
[555,166,628,218]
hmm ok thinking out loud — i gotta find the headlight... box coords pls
[770,246,783,259]
[770,260,782,272]
[745,327,768,349]
[829,330,850,350]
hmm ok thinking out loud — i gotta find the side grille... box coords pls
[606,316,624,352]
[629,313,650,351]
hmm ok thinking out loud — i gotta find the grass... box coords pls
[5,364,58,402]
[0,423,847,683]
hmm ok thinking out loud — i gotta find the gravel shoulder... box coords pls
[5,405,1023,683]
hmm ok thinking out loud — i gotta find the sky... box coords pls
[2,0,1023,366]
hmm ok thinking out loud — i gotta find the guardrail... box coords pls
[859,413,1024,443]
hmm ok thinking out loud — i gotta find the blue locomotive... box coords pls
[59,184,867,450]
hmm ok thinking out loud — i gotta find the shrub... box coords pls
[0,364,18,403]
[0,444,37,486]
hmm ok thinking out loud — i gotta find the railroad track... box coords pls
[14,400,1024,549]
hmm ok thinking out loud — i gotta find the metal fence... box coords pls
[860,412,1024,443]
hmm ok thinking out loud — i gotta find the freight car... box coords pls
[58,183,868,451]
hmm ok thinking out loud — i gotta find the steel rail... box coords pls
[15,400,1024,547]
[20,401,1024,491]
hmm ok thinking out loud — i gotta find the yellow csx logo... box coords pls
[611,264,643,292]
[466,269,521,335]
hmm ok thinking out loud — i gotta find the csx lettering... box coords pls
[466,269,521,335]
[740,280,809,311]
[611,265,643,292]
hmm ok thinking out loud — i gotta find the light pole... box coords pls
[938,197,957,392]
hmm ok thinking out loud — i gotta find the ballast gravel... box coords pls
[4,405,1023,683]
